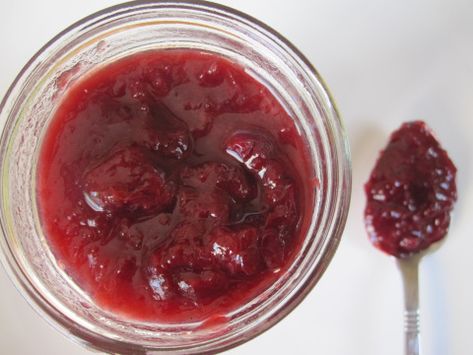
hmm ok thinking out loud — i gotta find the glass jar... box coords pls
[0,1,351,353]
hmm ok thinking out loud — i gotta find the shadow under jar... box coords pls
[0,1,351,354]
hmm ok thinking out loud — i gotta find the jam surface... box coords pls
[37,50,313,322]
[364,121,457,257]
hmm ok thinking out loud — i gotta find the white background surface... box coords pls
[1,1,472,354]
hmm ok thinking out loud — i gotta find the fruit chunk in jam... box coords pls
[83,147,176,214]
[37,50,312,322]
[364,121,457,257]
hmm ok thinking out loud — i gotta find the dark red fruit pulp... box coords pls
[364,121,457,258]
[37,50,313,322]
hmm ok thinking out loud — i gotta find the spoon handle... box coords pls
[397,257,420,355]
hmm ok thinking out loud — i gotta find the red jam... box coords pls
[37,50,313,322]
[364,121,457,258]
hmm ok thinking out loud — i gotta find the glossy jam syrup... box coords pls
[37,50,313,322]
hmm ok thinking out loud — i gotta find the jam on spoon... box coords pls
[364,121,457,354]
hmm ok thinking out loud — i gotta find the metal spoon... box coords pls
[396,241,444,355]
